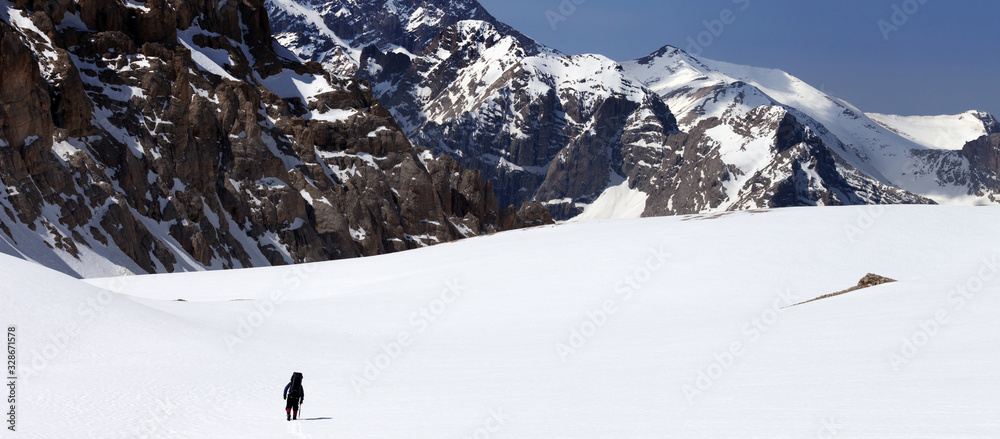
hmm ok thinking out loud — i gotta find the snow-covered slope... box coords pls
[10,206,1000,437]
[867,111,1000,150]
[627,46,916,176]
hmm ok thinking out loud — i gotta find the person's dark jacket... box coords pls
[284,383,304,404]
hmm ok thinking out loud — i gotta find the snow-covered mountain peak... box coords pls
[521,53,648,104]
[267,0,541,74]
[423,19,524,60]
[632,44,683,65]
[350,0,489,36]
[621,44,1000,207]
[271,0,1000,218]
[628,46,841,115]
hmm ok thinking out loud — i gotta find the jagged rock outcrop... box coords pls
[499,201,552,230]
[0,0,545,277]
[961,133,1000,199]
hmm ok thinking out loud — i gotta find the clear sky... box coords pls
[476,0,1000,117]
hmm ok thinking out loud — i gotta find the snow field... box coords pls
[4,205,999,437]
[867,111,993,151]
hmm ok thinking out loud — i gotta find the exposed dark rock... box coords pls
[790,273,898,307]
[500,201,553,230]
[856,273,897,289]
[961,134,1000,198]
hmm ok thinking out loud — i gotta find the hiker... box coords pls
[283,372,305,421]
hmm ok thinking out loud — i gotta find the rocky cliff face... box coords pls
[358,21,679,218]
[0,0,545,277]
[961,134,1000,199]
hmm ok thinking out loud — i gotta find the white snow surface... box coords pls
[177,26,238,81]
[866,111,993,150]
[571,179,649,221]
[8,205,1000,437]
[267,0,362,65]
[257,68,337,102]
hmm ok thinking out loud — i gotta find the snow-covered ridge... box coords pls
[866,111,999,150]
[266,0,542,75]
[622,45,1000,209]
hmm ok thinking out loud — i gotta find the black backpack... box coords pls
[288,372,303,398]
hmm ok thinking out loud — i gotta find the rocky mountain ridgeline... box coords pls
[268,0,999,218]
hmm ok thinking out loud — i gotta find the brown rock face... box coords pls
[500,201,553,230]
[962,134,1000,198]
[0,21,53,155]
[0,0,546,277]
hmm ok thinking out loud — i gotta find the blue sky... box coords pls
[476,0,1000,117]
